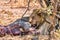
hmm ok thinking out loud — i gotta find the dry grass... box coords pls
[0,33,59,40]
[0,35,49,40]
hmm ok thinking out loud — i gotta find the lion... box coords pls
[29,9,58,35]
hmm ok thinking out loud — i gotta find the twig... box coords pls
[21,0,30,19]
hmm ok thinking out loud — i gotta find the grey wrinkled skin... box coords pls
[8,17,31,31]
[19,21,31,31]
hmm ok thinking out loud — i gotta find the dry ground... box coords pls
[0,34,59,40]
